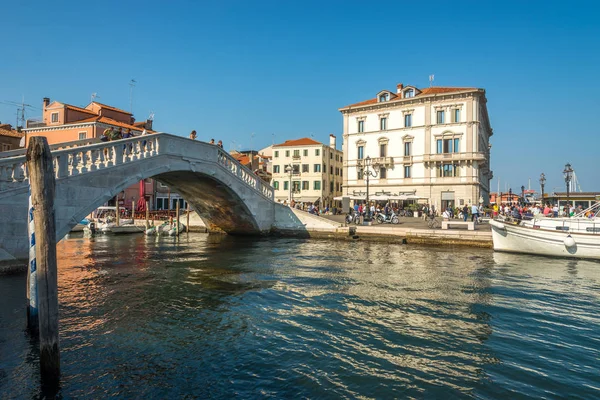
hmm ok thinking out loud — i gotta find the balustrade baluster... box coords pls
[89,150,98,171]
[80,151,88,173]
[56,155,69,178]
[69,153,79,176]
[113,144,123,165]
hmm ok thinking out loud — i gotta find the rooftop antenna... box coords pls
[250,132,255,151]
[0,97,35,129]
[91,93,100,103]
[148,111,155,121]
[129,79,137,113]
[429,74,435,87]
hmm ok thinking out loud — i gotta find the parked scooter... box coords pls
[376,211,399,224]
[345,212,362,225]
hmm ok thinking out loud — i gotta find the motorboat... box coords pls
[490,203,600,260]
[111,225,144,234]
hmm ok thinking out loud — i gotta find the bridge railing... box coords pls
[0,133,274,202]
[216,148,274,201]
[0,135,160,191]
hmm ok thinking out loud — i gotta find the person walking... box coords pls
[462,204,469,222]
[471,203,479,223]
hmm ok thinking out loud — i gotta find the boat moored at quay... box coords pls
[490,203,600,260]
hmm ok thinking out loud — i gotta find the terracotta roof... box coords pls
[234,155,252,165]
[65,104,98,115]
[98,117,144,131]
[341,86,478,109]
[0,126,24,138]
[90,101,132,115]
[274,137,322,147]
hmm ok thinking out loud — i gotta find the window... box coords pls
[274,151,279,158]
[273,181,279,190]
[314,181,321,190]
[315,149,320,156]
[380,117,387,131]
[404,89,414,98]
[380,143,387,157]
[303,149,308,156]
[330,166,334,174]
[2,144,11,151]
[357,146,364,159]
[293,181,300,192]
[330,152,333,159]
[438,163,460,177]
[340,155,343,162]
[273,165,280,173]
[437,110,445,124]
[358,169,363,180]
[51,112,59,123]
[78,131,87,140]
[358,120,364,133]
[404,166,411,178]
[330,182,334,192]
[314,164,321,172]
[436,138,459,154]
[335,167,339,175]
[335,154,339,161]
[404,114,412,127]
[379,93,389,102]
[302,181,309,190]
[285,150,290,157]
[323,163,326,172]
[453,109,460,123]
[380,167,387,179]
[404,142,411,156]
[302,164,309,173]
[293,149,300,157]
[293,165,300,174]
[284,181,289,190]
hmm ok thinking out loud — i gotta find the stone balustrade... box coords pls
[0,133,274,201]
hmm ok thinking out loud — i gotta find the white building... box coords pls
[339,83,493,210]
[271,136,343,206]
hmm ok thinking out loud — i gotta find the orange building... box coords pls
[24,97,156,212]
[24,97,154,145]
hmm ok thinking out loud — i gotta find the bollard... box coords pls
[145,201,150,229]
[186,203,190,235]
[175,201,180,236]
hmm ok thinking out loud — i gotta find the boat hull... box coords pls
[490,220,600,260]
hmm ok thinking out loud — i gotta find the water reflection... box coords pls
[1,235,599,399]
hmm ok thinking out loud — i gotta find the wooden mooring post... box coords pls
[175,201,180,236]
[186,203,190,235]
[145,201,150,229]
[27,189,38,333]
[26,136,60,387]
[115,198,120,227]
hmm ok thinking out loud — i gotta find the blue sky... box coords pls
[1,0,598,192]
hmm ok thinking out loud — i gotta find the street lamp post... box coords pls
[362,156,379,220]
[539,173,546,205]
[285,164,293,205]
[563,163,573,215]
[521,185,525,205]
[509,188,512,205]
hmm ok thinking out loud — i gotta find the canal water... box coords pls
[1,233,599,399]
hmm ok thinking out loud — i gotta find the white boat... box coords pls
[111,225,144,234]
[490,203,600,260]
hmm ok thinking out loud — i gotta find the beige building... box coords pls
[271,136,343,206]
[339,83,493,210]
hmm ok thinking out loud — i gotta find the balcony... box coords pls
[357,157,394,168]
[422,152,486,162]
[402,156,412,164]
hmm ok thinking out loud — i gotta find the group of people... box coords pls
[101,126,145,142]
[493,202,594,221]
[189,130,223,148]
[442,203,485,223]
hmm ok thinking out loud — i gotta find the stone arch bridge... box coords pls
[0,133,316,261]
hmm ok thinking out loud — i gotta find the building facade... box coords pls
[271,136,343,206]
[0,124,24,152]
[340,83,493,210]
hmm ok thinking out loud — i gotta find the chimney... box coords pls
[43,97,50,108]
[146,119,153,130]
[329,134,336,149]
[396,83,403,94]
